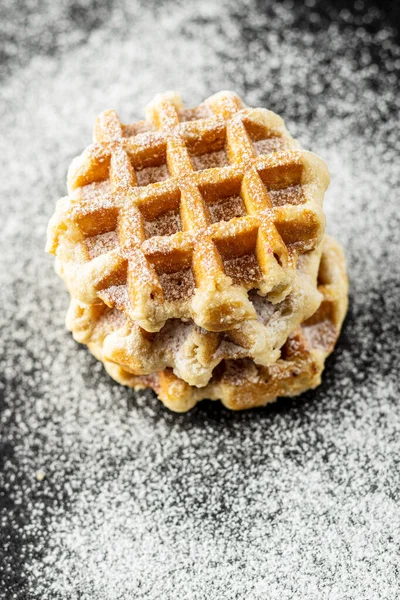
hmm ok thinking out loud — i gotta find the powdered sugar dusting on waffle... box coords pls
[250,290,278,324]
[1,1,400,599]
[223,252,262,285]
[269,184,304,207]
[208,194,246,223]
[85,231,119,259]
[179,104,212,122]
[122,122,155,137]
[158,268,195,302]
[155,319,191,356]
[99,306,126,331]
[144,209,182,238]
[303,318,337,352]
[254,137,289,155]
[100,284,129,311]
[135,164,170,186]
[214,338,249,361]
[191,149,230,171]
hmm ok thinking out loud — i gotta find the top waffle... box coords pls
[47,91,329,333]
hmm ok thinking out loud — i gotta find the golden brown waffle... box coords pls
[67,240,323,387]
[87,235,348,412]
[47,91,329,333]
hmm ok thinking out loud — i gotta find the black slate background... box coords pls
[0,1,399,598]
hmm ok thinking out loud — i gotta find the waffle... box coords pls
[47,91,329,333]
[86,235,348,411]
[67,240,323,387]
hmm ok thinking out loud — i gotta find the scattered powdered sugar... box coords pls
[1,1,400,599]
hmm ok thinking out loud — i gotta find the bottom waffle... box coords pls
[88,235,348,412]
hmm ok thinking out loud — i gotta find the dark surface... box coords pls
[0,1,400,598]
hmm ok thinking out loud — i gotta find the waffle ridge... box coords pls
[47,91,329,333]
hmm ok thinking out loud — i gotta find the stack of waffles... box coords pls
[47,91,348,412]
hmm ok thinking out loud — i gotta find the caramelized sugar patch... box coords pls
[85,231,118,259]
[268,184,305,207]
[158,268,195,302]
[208,195,247,224]
[191,149,229,171]
[144,209,182,238]
[135,163,170,186]
[224,252,262,286]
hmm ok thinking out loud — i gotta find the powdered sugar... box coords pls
[135,163,170,186]
[208,194,246,223]
[254,137,289,155]
[268,184,304,207]
[223,252,262,285]
[144,209,182,238]
[158,268,195,302]
[179,104,213,122]
[1,1,400,599]
[191,149,230,171]
[85,231,119,259]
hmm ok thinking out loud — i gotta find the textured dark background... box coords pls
[1,1,400,598]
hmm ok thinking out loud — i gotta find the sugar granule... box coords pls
[0,1,400,599]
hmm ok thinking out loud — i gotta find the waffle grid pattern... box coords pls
[48,91,329,333]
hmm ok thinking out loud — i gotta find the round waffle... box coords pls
[47,91,329,333]
[85,235,348,411]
